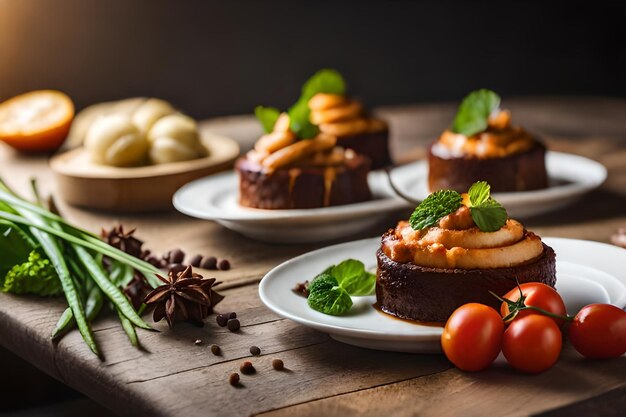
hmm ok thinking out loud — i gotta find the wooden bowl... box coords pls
[50,132,239,212]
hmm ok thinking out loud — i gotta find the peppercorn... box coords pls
[272,359,284,371]
[218,259,231,271]
[228,312,237,319]
[170,248,185,264]
[249,346,261,356]
[229,373,240,386]
[227,318,240,331]
[216,314,228,327]
[168,263,186,276]
[189,254,203,267]
[201,256,218,270]
[240,361,255,374]
[211,344,221,355]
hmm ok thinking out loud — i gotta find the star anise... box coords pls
[101,225,144,259]
[143,265,224,328]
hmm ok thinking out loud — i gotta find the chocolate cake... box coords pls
[236,153,371,209]
[376,234,557,323]
[428,141,548,193]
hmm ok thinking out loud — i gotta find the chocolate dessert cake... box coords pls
[237,113,371,209]
[428,90,548,193]
[376,183,557,323]
[308,92,391,169]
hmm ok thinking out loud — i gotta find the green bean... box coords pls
[73,245,152,330]
[0,211,160,283]
[51,307,73,339]
[10,210,99,356]
[116,308,139,347]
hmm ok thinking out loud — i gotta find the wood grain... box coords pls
[1,97,625,417]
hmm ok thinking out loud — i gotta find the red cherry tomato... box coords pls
[568,304,626,359]
[441,303,504,372]
[502,314,562,373]
[501,283,567,327]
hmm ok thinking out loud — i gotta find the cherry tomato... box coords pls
[441,303,504,372]
[501,283,567,327]
[502,314,562,373]
[568,304,626,359]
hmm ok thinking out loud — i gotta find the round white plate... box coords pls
[259,237,626,353]
[173,170,410,243]
[388,151,607,218]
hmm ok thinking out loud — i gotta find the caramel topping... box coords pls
[308,93,387,137]
[434,109,535,159]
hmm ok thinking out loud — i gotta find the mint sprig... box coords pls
[409,190,462,230]
[409,181,508,232]
[467,181,508,232]
[451,89,501,136]
[254,106,281,133]
[288,69,346,139]
[306,259,375,316]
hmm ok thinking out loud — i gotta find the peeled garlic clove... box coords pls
[85,114,148,166]
[148,113,197,144]
[132,98,176,133]
[149,136,201,164]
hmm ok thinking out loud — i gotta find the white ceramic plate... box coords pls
[173,170,410,243]
[259,237,626,353]
[388,151,607,218]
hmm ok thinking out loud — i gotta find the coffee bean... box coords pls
[146,256,160,267]
[218,259,231,270]
[240,361,255,375]
[189,254,203,267]
[272,359,284,371]
[201,256,217,270]
[170,248,185,264]
[227,318,240,331]
[216,314,228,327]
[249,346,261,356]
[211,344,221,355]
[229,373,240,386]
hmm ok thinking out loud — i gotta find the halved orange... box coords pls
[0,90,75,153]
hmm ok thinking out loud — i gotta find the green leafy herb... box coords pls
[254,106,281,133]
[307,273,352,316]
[331,259,376,296]
[409,190,463,230]
[2,250,61,296]
[466,181,508,232]
[306,259,376,316]
[0,220,35,277]
[288,69,346,139]
[451,89,501,136]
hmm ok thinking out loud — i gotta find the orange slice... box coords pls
[0,90,75,152]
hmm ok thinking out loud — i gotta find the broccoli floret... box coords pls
[2,250,62,296]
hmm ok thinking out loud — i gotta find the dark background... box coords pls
[0,2,625,415]
[1,0,625,118]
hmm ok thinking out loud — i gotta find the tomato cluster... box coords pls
[441,283,626,373]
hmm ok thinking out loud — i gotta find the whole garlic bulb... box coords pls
[147,113,208,164]
[132,98,176,133]
[84,114,149,166]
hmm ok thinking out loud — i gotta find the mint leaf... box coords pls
[468,181,491,206]
[331,259,375,296]
[288,69,346,139]
[254,106,281,133]
[288,99,319,139]
[409,190,462,230]
[301,69,346,99]
[307,273,352,316]
[470,198,508,232]
[451,89,501,136]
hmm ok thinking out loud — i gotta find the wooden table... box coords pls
[1,97,625,417]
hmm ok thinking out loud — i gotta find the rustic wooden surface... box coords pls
[1,97,625,417]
